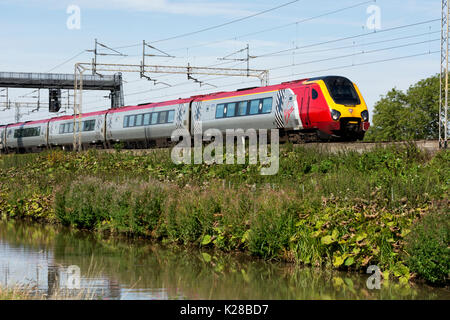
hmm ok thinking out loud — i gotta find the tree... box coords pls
[365,74,440,141]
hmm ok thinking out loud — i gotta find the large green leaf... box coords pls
[201,235,212,246]
[201,252,212,263]
[321,235,336,245]
[344,256,355,266]
[333,255,345,267]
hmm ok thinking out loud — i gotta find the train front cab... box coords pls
[296,76,370,141]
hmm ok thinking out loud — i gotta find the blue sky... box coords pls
[0,0,441,124]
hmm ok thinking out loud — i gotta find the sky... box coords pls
[0,0,441,124]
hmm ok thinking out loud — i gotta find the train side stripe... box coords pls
[275,90,285,129]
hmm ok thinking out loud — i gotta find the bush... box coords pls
[405,207,450,285]
[55,177,166,236]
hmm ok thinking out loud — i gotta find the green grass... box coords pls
[0,144,448,285]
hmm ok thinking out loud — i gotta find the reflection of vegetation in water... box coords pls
[0,219,57,251]
[49,234,450,300]
[3,220,446,300]
[0,146,448,286]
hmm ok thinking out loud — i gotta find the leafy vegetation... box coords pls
[405,204,449,285]
[365,74,440,141]
[0,144,448,286]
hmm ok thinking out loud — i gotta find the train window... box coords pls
[14,126,41,138]
[123,116,129,128]
[167,110,175,123]
[216,104,225,118]
[237,101,248,116]
[129,115,136,127]
[262,98,273,113]
[324,76,360,105]
[226,103,236,117]
[136,114,143,127]
[83,120,95,132]
[159,111,168,124]
[311,89,319,100]
[151,113,158,125]
[143,113,151,126]
[59,124,64,134]
[249,100,260,115]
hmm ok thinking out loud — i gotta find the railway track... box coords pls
[296,140,440,154]
[96,140,441,156]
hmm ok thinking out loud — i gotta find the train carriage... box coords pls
[193,84,302,136]
[106,98,191,148]
[48,111,106,150]
[5,120,49,152]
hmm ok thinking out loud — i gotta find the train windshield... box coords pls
[323,76,360,106]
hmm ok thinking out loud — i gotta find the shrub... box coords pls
[405,207,450,285]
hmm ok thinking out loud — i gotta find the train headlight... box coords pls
[361,110,369,122]
[331,109,341,121]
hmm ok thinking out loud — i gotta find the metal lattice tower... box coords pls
[440,0,449,149]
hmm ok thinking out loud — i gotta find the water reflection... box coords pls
[0,220,448,300]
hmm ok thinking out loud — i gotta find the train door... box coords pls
[102,112,108,147]
[188,100,194,136]
[45,121,50,148]
[300,87,311,128]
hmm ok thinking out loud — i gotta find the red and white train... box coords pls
[0,76,370,152]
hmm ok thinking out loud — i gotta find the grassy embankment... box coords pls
[0,143,448,286]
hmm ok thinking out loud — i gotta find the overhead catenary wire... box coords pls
[102,0,373,55]
[83,41,438,109]
[263,30,441,58]
[120,25,441,101]
[40,17,440,103]
[28,0,398,109]
[163,0,375,53]
[254,18,441,58]
[94,35,440,104]
[92,0,305,54]
[148,0,302,45]
[269,50,440,81]
[46,50,87,73]
[136,18,439,87]
[268,38,440,71]
[75,17,443,110]
[116,50,439,107]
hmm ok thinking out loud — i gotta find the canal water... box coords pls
[0,219,448,300]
